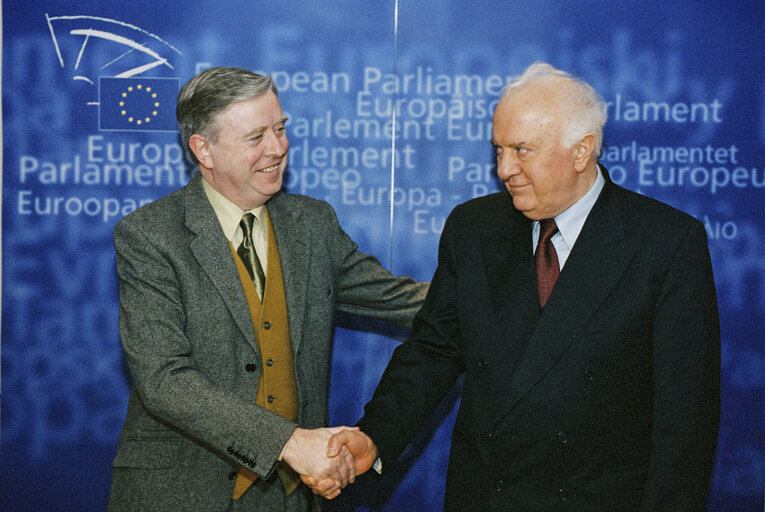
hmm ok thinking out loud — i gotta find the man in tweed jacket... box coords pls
[108,67,427,511]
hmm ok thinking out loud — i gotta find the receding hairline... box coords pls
[498,75,598,148]
[500,74,574,106]
[495,79,569,128]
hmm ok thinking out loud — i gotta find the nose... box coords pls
[496,152,519,181]
[264,129,288,157]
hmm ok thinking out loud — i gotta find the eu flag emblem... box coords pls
[99,77,179,131]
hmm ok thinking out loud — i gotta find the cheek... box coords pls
[244,147,266,166]
[532,157,566,188]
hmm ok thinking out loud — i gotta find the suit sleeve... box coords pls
[356,207,466,469]
[322,203,428,328]
[642,220,720,511]
[114,218,295,479]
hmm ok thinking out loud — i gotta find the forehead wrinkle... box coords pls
[515,89,565,148]
[495,108,554,151]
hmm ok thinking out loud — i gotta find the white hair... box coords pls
[500,62,607,154]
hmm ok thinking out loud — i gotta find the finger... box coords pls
[301,475,337,495]
[314,478,340,495]
[325,462,344,488]
[326,425,360,434]
[327,480,342,495]
[300,474,319,488]
[340,445,356,483]
[323,488,342,500]
[332,451,354,488]
[335,466,350,489]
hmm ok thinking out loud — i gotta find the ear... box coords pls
[189,134,213,170]
[573,134,597,173]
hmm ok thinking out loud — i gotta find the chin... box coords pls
[258,171,283,187]
[262,183,283,198]
[511,196,532,211]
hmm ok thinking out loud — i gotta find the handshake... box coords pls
[281,426,378,499]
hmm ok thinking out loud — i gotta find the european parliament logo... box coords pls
[99,77,179,131]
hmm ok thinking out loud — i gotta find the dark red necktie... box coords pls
[535,218,560,308]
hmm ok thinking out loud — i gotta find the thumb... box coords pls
[326,430,351,458]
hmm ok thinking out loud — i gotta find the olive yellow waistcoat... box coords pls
[228,208,300,499]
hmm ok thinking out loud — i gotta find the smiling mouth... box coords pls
[258,164,280,173]
[506,182,529,191]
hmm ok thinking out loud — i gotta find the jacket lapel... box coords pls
[500,180,642,417]
[484,205,539,355]
[184,174,260,354]
[265,193,308,356]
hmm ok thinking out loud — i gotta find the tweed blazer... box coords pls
[108,173,426,511]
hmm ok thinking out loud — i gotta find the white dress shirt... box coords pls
[201,177,269,275]
[532,166,605,270]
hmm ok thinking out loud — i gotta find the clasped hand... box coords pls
[282,427,377,499]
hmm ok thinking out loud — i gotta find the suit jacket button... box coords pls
[263,321,271,329]
[583,369,594,381]
[245,363,257,372]
[267,395,276,403]
[494,480,505,492]
[558,488,568,502]
[557,432,568,444]
[228,471,238,480]
[266,359,275,367]
[477,359,488,369]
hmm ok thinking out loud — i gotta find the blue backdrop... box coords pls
[2,1,763,510]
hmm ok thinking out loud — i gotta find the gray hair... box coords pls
[500,62,607,154]
[176,67,278,163]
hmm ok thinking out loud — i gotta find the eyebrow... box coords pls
[491,139,527,148]
[241,116,289,140]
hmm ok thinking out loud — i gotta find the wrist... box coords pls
[281,427,303,464]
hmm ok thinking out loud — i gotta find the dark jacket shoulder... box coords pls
[605,181,705,239]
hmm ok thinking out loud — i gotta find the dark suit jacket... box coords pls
[108,174,426,512]
[358,168,720,511]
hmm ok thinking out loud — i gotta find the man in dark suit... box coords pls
[107,67,427,511]
[324,62,720,511]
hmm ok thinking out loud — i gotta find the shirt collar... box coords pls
[535,164,605,250]
[554,165,606,249]
[201,176,266,243]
